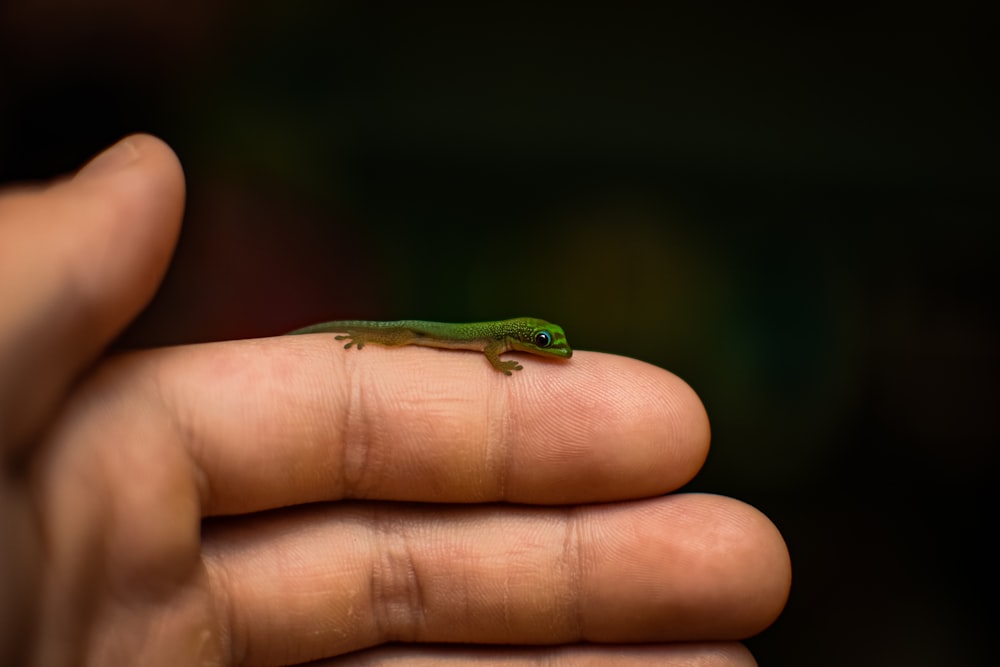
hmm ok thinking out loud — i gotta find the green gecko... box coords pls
[287,317,572,375]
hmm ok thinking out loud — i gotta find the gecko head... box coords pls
[510,318,573,359]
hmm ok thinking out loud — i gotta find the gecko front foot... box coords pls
[496,359,523,376]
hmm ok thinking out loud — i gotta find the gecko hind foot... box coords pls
[335,334,364,350]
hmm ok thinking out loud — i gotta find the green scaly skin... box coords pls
[287,317,572,375]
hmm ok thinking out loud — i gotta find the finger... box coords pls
[202,494,789,664]
[0,134,184,454]
[76,340,710,513]
[322,642,757,666]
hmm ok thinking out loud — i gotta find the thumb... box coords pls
[0,134,185,455]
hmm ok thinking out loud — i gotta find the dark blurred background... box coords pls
[2,1,996,664]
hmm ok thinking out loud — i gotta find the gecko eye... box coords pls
[535,331,552,348]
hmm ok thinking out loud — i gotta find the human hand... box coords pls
[0,135,790,666]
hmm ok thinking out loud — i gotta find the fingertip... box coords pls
[509,352,713,502]
[677,376,712,477]
[77,134,182,182]
[75,134,143,181]
[627,356,713,480]
[688,494,792,637]
[743,499,793,632]
[603,354,713,488]
[584,494,790,642]
[75,133,185,228]
[70,133,185,321]
[75,133,185,243]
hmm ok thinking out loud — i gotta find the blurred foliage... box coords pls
[1,2,996,665]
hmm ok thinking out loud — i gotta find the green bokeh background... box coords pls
[2,2,995,664]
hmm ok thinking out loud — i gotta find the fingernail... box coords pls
[76,136,140,180]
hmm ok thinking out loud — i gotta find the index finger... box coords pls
[80,339,710,515]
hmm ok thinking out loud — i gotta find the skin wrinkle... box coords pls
[156,350,216,517]
[316,349,354,506]
[342,359,374,499]
[562,506,585,643]
[489,376,509,502]
[205,542,242,665]
[368,508,424,644]
[403,526,426,644]
[502,543,512,640]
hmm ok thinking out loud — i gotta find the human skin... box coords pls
[0,135,790,666]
